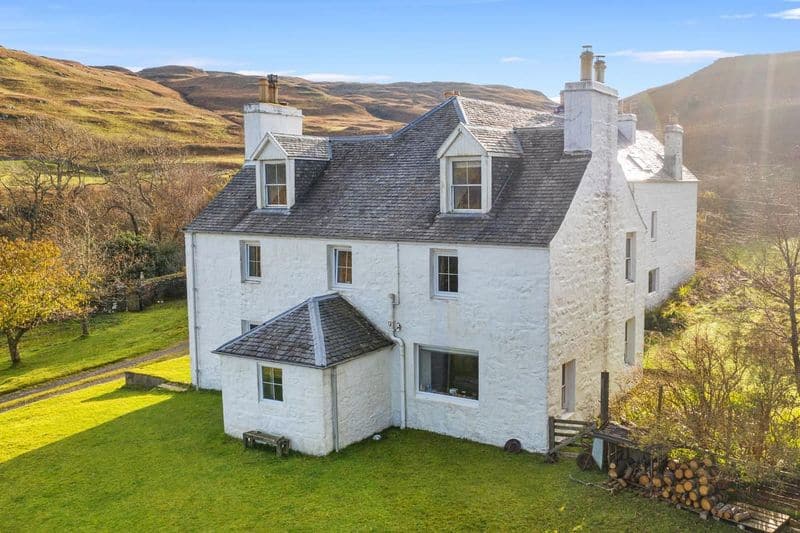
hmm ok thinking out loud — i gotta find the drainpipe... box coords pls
[388,242,407,429]
[330,366,340,452]
[189,232,201,386]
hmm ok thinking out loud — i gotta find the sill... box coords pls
[242,278,261,284]
[560,410,575,418]
[259,398,284,406]
[331,283,352,291]
[416,391,479,408]
[625,279,635,284]
[438,211,488,218]
[432,292,459,300]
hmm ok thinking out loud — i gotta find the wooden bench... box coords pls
[243,430,290,457]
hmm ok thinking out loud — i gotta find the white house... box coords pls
[184,48,697,456]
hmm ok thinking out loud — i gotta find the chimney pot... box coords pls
[593,55,606,83]
[664,122,684,180]
[267,74,279,104]
[580,45,594,81]
[258,78,269,103]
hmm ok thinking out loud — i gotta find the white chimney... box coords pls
[243,75,303,161]
[563,46,619,154]
[663,123,684,180]
[618,113,637,144]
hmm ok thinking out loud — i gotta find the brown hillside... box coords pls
[138,66,555,136]
[625,51,800,177]
[0,47,240,157]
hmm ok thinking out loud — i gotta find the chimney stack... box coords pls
[593,55,606,83]
[664,114,684,180]
[580,45,594,81]
[443,89,461,99]
[258,78,269,103]
[244,73,303,160]
[267,74,279,104]
[618,113,637,144]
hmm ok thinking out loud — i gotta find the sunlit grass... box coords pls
[0,300,188,395]
[133,355,191,383]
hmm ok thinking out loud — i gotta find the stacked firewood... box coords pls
[607,456,748,522]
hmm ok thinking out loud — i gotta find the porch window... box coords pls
[260,366,283,401]
[263,162,287,206]
[418,347,478,400]
[561,359,576,413]
[450,160,482,211]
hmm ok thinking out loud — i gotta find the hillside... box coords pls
[0,46,240,158]
[625,51,800,178]
[137,66,555,136]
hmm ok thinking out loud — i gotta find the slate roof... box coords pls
[464,125,523,156]
[617,130,698,183]
[213,294,393,368]
[272,133,331,160]
[187,96,591,247]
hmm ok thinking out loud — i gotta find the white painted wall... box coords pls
[220,356,330,455]
[631,180,698,307]
[187,231,552,452]
[243,102,302,160]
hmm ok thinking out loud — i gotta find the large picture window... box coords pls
[451,160,482,211]
[261,366,283,402]
[418,347,478,400]
[263,162,287,206]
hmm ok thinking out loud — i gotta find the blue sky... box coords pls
[1,0,798,97]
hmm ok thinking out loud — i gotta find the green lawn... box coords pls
[0,369,726,532]
[0,300,188,395]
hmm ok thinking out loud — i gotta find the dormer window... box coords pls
[263,162,287,207]
[451,160,482,211]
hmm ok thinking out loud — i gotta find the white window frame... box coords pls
[329,246,352,289]
[416,344,480,404]
[650,211,658,241]
[448,157,483,213]
[625,233,636,282]
[431,249,458,298]
[241,320,260,334]
[259,365,284,402]
[262,160,288,208]
[241,241,262,282]
[561,359,576,413]
[624,317,635,365]
[648,268,660,294]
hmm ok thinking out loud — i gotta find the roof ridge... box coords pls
[273,132,330,140]
[308,298,327,367]
[456,95,555,115]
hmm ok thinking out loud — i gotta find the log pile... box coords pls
[606,456,748,522]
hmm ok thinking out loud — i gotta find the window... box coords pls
[648,268,660,294]
[331,247,352,287]
[650,211,658,241]
[260,366,283,401]
[625,233,635,282]
[241,242,261,281]
[561,360,576,413]
[241,320,260,334]
[433,251,458,297]
[451,160,482,211]
[624,318,635,365]
[263,162,287,206]
[418,347,478,400]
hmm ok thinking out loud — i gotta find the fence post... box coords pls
[547,416,555,451]
[600,371,609,426]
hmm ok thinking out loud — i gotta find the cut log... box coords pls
[688,490,699,502]
[683,479,695,492]
[652,475,663,488]
[689,459,700,471]
[662,471,675,486]
[675,468,684,480]
[701,495,720,511]
[699,484,714,496]
[667,459,679,471]
[638,474,651,487]
[683,468,694,479]
[733,511,751,522]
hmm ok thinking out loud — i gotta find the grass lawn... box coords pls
[0,300,188,395]
[0,366,727,532]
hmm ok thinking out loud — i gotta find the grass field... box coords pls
[0,359,726,532]
[0,300,188,395]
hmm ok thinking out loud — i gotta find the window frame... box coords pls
[625,232,636,282]
[561,359,576,413]
[262,161,288,208]
[648,268,660,294]
[259,365,284,402]
[432,250,459,298]
[416,345,479,403]
[650,211,658,241]
[624,317,636,365]
[448,157,483,213]
[241,241,262,282]
[330,246,353,289]
[241,320,260,334]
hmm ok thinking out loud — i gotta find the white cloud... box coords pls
[768,7,800,19]
[235,69,296,77]
[500,56,526,63]
[299,72,391,83]
[610,49,740,63]
[720,13,755,19]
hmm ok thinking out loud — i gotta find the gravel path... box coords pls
[0,341,189,413]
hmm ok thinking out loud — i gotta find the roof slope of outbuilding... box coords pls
[213,294,393,368]
[187,96,590,247]
[617,130,698,183]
